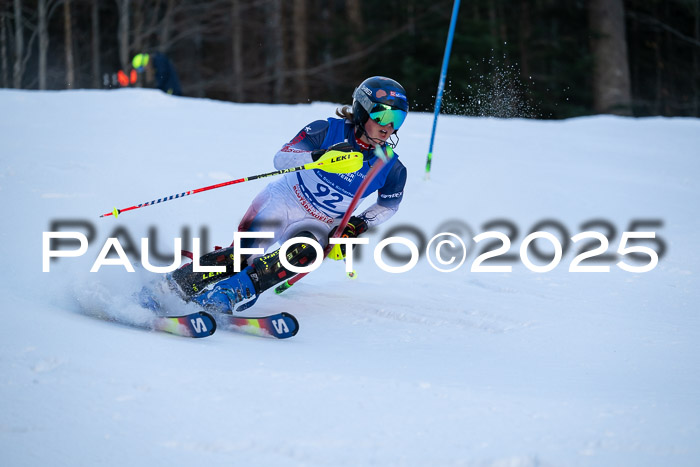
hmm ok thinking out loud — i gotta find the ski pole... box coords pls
[425,0,461,179]
[100,150,363,218]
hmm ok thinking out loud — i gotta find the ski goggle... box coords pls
[369,104,407,130]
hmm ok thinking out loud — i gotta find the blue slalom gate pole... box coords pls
[425,0,461,180]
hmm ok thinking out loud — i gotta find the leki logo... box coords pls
[202,270,225,280]
[330,154,351,163]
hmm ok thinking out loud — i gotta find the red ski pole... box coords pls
[100,151,362,218]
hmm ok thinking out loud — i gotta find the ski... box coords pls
[216,312,299,339]
[152,311,217,338]
[136,285,297,339]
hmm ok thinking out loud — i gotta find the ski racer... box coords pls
[170,76,409,313]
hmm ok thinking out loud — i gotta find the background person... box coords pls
[132,52,182,96]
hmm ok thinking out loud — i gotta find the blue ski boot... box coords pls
[191,266,259,314]
[184,232,320,314]
[169,246,247,298]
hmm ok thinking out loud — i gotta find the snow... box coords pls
[1,88,700,466]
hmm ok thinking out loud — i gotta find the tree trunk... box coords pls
[695,0,699,116]
[346,0,362,55]
[488,2,499,51]
[663,0,672,115]
[472,1,481,21]
[131,0,144,88]
[345,0,362,85]
[64,0,75,88]
[91,0,100,88]
[13,0,23,88]
[628,6,638,113]
[38,0,48,89]
[293,0,308,101]
[2,9,9,88]
[117,0,130,70]
[268,0,285,102]
[159,0,175,52]
[191,27,203,97]
[132,0,143,55]
[231,0,244,101]
[654,30,662,115]
[498,2,508,66]
[589,0,632,115]
[320,2,335,97]
[518,0,531,81]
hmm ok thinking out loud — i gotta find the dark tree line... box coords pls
[1,0,698,118]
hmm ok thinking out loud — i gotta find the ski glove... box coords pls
[328,216,368,261]
[311,141,355,161]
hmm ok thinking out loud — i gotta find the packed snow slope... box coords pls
[1,89,699,467]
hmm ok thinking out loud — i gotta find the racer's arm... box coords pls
[358,159,407,228]
[273,120,329,170]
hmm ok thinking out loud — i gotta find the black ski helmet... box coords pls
[352,76,409,133]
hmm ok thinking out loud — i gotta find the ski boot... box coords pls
[168,246,248,298]
[189,235,319,314]
[192,265,260,313]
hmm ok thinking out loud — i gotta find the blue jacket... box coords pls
[152,53,182,96]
